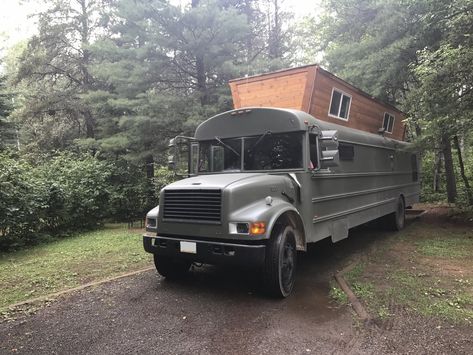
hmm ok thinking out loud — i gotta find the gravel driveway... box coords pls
[1,223,472,354]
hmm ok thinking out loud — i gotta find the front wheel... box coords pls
[262,224,297,298]
[153,254,191,279]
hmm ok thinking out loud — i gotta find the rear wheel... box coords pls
[263,224,297,298]
[153,254,191,279]
[386,196,405,231]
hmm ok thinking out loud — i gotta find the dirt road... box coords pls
[1,221,472,354]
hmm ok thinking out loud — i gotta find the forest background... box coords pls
[1,0,472,250]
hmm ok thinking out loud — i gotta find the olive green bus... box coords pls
[143,107,420,297]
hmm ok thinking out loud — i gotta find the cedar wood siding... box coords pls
[228,67,309,110]
[229,65,406,141]
[311,67,406,140]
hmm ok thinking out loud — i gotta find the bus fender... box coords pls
[267,205,307,251]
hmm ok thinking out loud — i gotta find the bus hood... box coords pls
[163,173,268,190]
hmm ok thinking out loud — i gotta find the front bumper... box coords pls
[143,235,266,267]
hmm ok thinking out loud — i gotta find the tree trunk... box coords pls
[433,149,442,192]
[191,0,208,105]
[83,110,95,138]
[453,135,473,206]
[441,134,457,203]
[195,55,208,105]
[79,0,95,139]
[145,154,155,179]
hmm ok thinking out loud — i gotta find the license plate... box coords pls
[180,241,197,254]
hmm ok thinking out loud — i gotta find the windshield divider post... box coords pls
[240,137,244,171]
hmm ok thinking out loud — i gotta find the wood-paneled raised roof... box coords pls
[229,65,406,141]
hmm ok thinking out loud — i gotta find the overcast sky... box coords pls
[0,0,321,54]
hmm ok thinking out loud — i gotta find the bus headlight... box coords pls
[250,222,266,235]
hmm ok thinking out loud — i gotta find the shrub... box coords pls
[0,152,113,250]
[0,152,48,249]
[0,151,178,251]
[154,166,177,202]
[107,159,150,223]
[39,153,113,230]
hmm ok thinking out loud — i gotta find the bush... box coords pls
[107,160,150,223]
[154,166,177,201]
[0,152,48,249]
[0,152,113,250]
[0,150,179,251]
[39,153,112,230]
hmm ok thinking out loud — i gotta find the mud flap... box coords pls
[330,218,349,243]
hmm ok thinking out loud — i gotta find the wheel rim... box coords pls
[281,238,295,294]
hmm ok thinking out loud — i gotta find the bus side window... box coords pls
[309,134,318,169]
[339,143,354,161]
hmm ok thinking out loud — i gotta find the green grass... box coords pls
[0,225,152,310]
[386,270,473,323]
[416,236,472,258]
[344,262,365,282]
[338,221,473,324]
[329,281,348,305]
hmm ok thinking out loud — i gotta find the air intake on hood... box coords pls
[163,189,222,223]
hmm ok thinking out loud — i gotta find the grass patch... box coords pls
[344,262,365,282]
[416,237,472,258]
[342,220,473,324]
[351,281,375,301]
[386,270,473,323]
[0,225,151,310]
[329,280,348,305]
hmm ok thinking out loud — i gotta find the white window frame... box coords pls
[382,112,395,134]
[328,88,352,121]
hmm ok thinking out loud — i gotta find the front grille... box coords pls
[163,189,222,223]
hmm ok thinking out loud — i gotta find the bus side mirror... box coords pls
[168,138,177,171]
[319,130,339,168]
[167,135,195,176]
[167,156,176,170]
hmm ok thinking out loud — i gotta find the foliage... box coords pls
[154,166,177,197]
[329,281,348,305]
[420,136,473,204]
[107,159,151,223]
[0,151,49,249]
[12,0,106,153]
[313,0,473,204]
[0,152,111,250]
[0,73,15,150]
[0,146,181,250]
[39,153,112,230]
[419,151,447,203]
[9,0,297,163]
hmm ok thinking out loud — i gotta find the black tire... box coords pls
[263,224,297,298]
[386,196,406,231]
[153,254,191,279]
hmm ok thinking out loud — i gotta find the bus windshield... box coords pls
[198,132,303,172]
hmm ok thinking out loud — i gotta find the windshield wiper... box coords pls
[214,136,240,157]
[247,130,271,153]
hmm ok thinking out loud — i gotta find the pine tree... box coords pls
[86,0,252,170]
[14,0,105,151]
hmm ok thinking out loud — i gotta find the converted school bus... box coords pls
[229,64,406,141]
[142,65,419,298]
